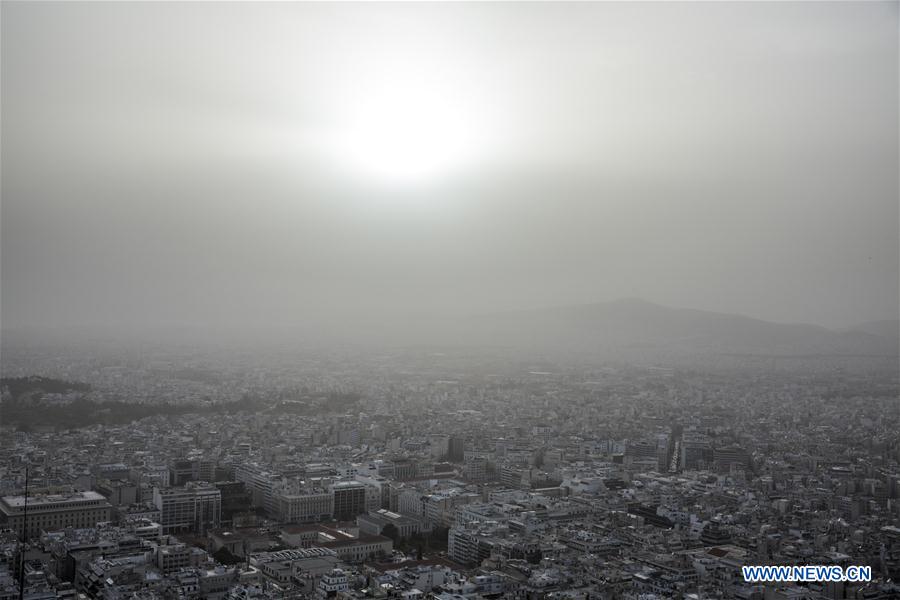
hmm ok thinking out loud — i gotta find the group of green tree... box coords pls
[381,524,450,559]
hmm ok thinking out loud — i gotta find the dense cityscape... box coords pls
[0,341,898,599]
[3,1,899,599]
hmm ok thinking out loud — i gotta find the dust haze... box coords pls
[2,2,897,343]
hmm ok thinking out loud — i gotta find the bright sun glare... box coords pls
[331,80,484,187]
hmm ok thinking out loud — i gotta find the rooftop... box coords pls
[1,491,108,508]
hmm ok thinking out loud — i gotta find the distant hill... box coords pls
[846,319,900,340]
[434,299,899,359]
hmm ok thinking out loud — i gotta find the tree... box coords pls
[212,547,241,565]
[382,523,400,543]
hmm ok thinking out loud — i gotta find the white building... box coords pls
[152,484,221,534]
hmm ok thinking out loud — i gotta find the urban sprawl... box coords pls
[0,347,898,600]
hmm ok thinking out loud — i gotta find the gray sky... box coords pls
[2,1,898,333]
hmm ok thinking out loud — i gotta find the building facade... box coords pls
[0,491,112,540]
[152,484,221,534]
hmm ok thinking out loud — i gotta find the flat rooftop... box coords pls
[2,491,107,508]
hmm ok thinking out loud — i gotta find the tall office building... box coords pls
[713,446,751,471]
[331,481,366,521]
[170,459,217,486]
[152,483,221,534]
[448,436,466,463]
[215,481,253,526]
[234,463,279,516]
[681,435,713,471]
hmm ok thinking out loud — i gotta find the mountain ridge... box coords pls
[1,299,896,359]
[453,298,899,358]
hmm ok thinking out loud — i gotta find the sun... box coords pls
[329,81,485,187]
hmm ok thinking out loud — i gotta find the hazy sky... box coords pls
[2,1,898,333]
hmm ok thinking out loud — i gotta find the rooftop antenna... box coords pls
[18,465,28,600]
